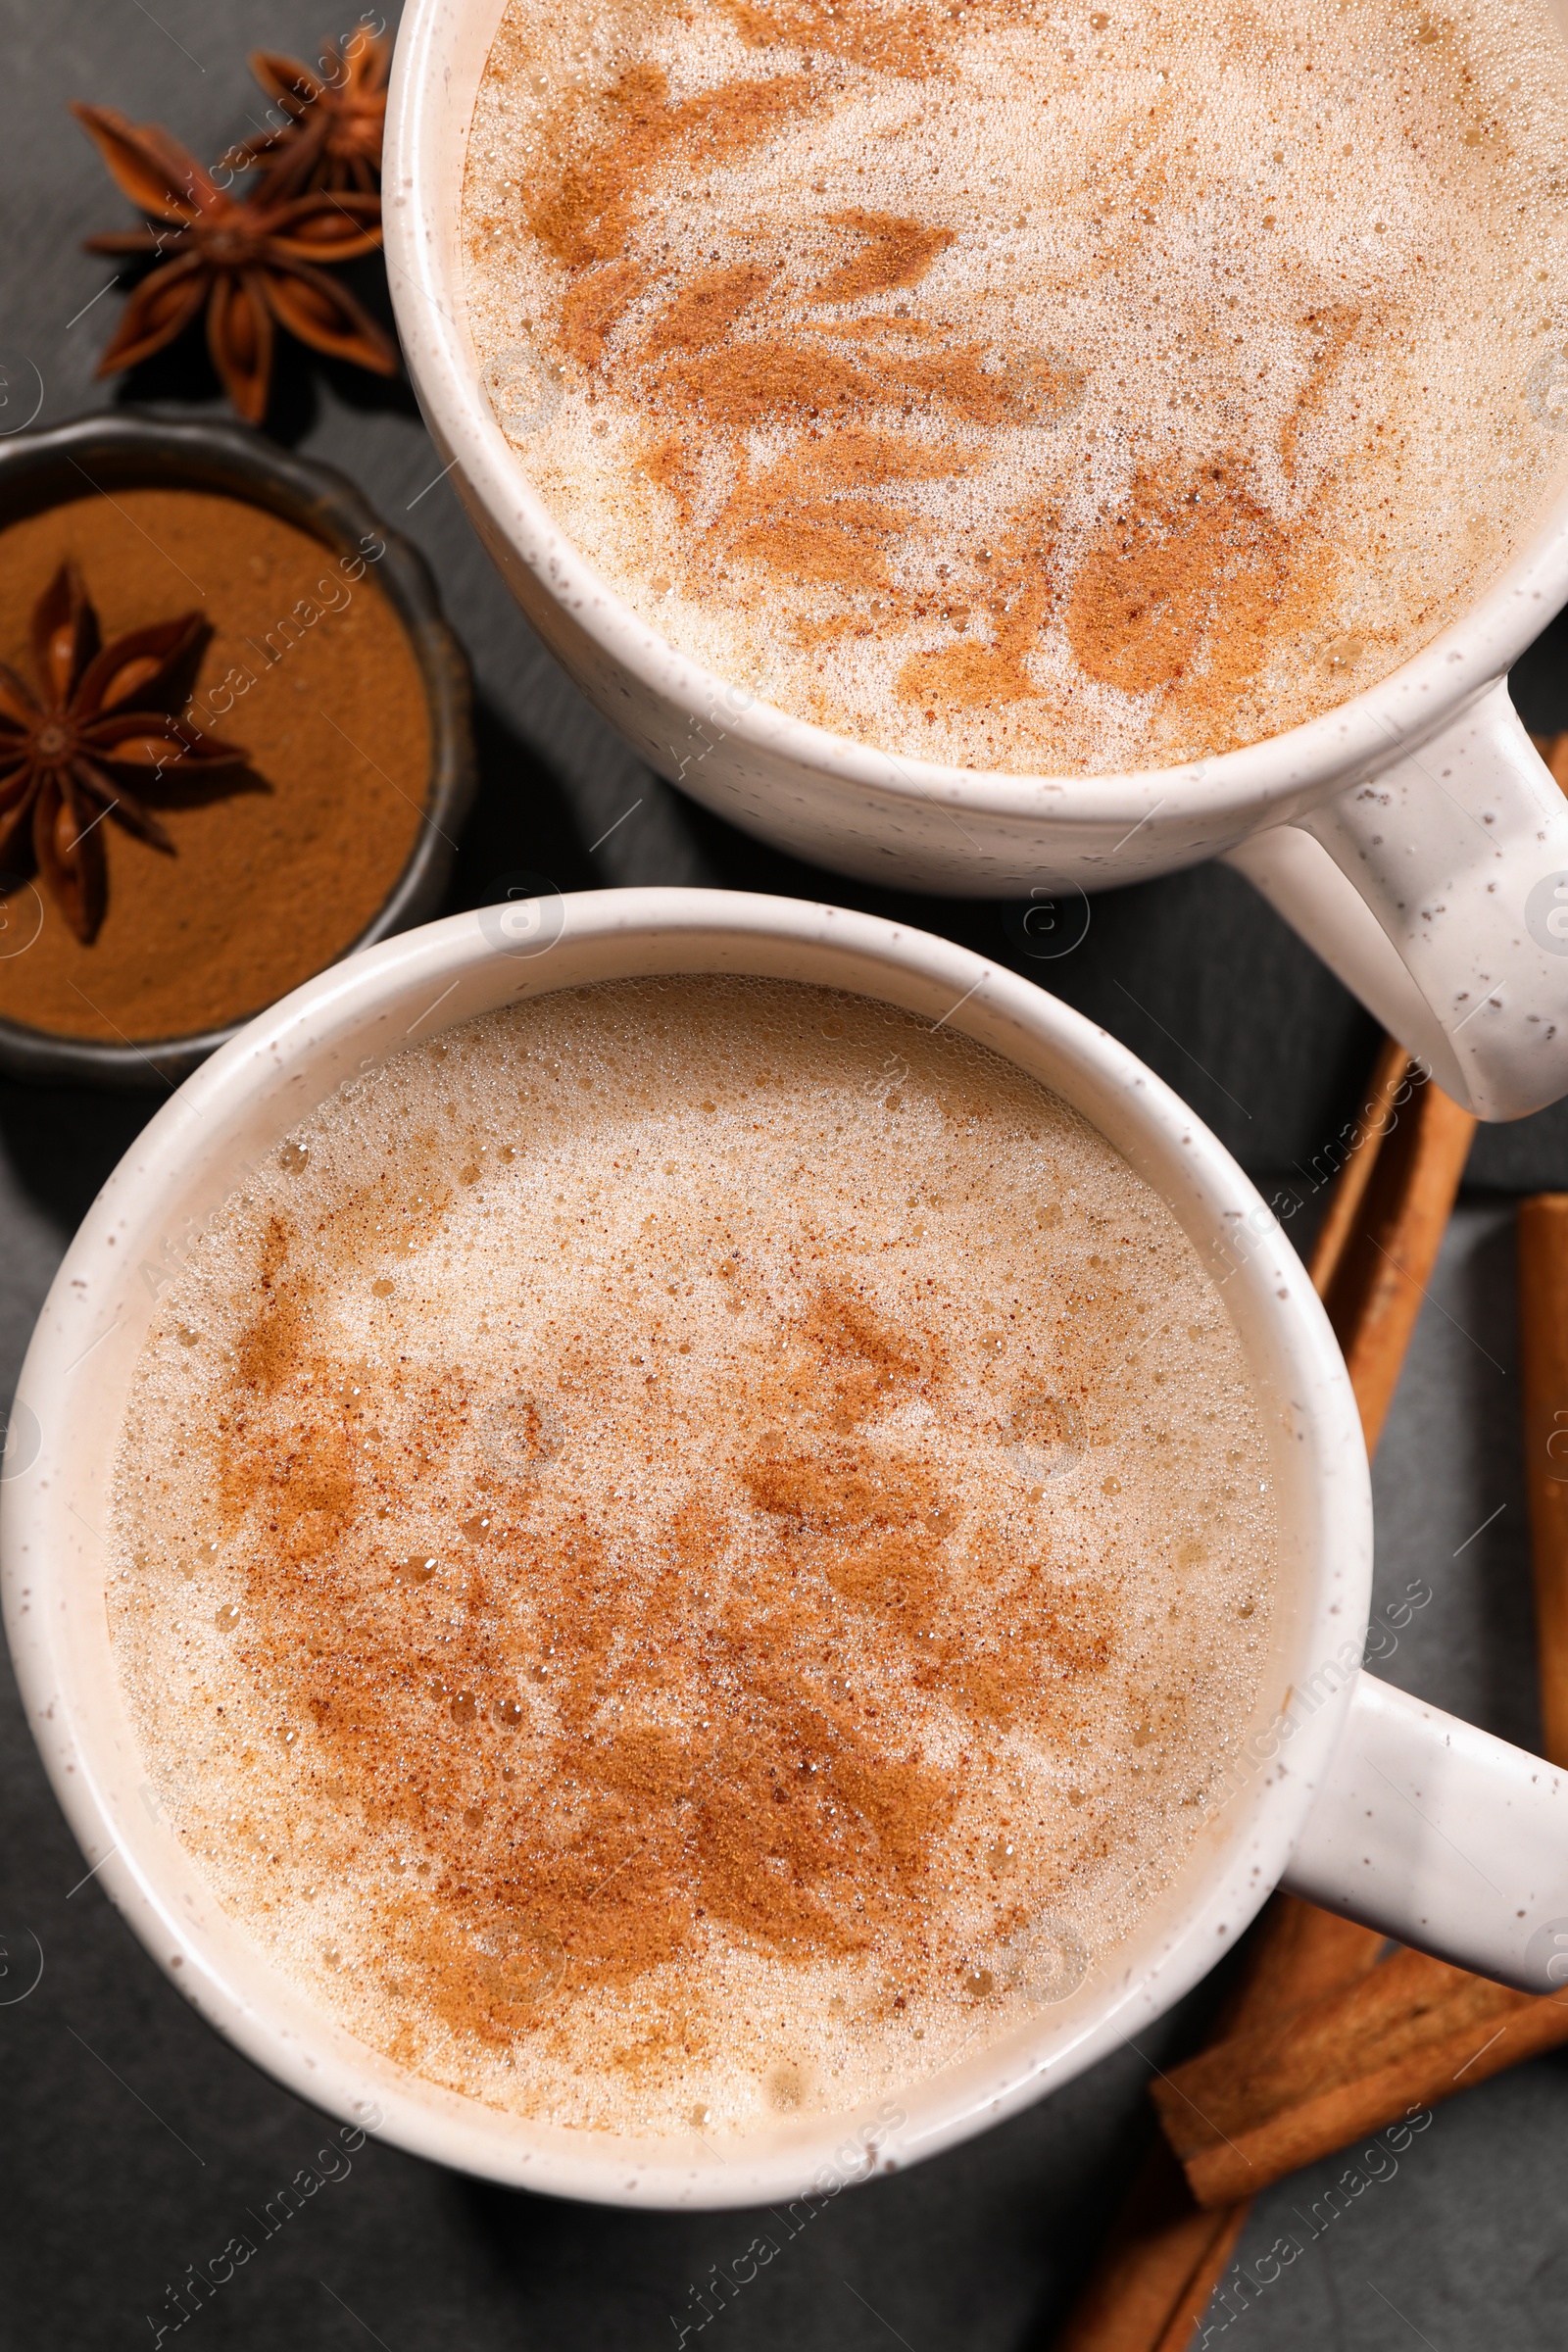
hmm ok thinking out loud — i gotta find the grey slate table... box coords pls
[3,7,1567,2345]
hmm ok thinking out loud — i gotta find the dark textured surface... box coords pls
[2,7,1568,2347]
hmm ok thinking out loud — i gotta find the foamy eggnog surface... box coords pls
[462,0,1568,775]
[110,980,1276,2135]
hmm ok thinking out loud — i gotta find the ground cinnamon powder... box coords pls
[519,52,1159,718]
[216,1213,1109,2032]
[0,488,430,1046]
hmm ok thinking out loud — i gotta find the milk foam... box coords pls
[462,0,1568,775]
[110,980,1277,2135]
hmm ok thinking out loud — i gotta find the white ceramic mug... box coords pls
[4,888,1566,2209]
[383,0,1568,1124]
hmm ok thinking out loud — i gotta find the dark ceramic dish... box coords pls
[0,412,477,1088]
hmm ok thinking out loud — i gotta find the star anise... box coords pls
[0,562,249,946]
[73,102,396,424]
[226,32,390,197]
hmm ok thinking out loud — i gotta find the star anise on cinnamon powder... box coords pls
[227,32,390,197]
[0,563,249,946]
[73,102,396,424]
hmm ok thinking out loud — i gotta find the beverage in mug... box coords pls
[461,0,1568,774]
[110,979,1277,2133]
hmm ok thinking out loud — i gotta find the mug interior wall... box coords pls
[14,907,1358,2201]
[428,0,509,384]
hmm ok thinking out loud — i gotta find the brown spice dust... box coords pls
[0,489,429,1043]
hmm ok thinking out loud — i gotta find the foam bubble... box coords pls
[109,979,1277,2135]
[461,0,1568,774]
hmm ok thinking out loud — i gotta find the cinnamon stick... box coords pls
[1149,1947,1568,2209]
[1050,1039,1469,2349]
[1517,1194,1568,1769]
[1533,730,1568,797]
[1304,1034,1415,1299]
[1308,1052,1477,1453]
[1053,2142,1243,2352]
[1149,2202,1250,2352]
[1053,1895,1386,2352]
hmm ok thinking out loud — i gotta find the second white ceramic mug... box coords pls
[383,0,1568,1123]
[4,888,1566,2209]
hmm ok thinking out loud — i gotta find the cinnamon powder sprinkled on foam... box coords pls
[110,980,1277,2135]
[463,0,1568,774]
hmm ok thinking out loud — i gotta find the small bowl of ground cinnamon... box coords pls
[0,412,475,1085]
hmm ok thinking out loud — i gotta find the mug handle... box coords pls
[1282,1673,1568,1991]
[1222,679,1568,1121]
